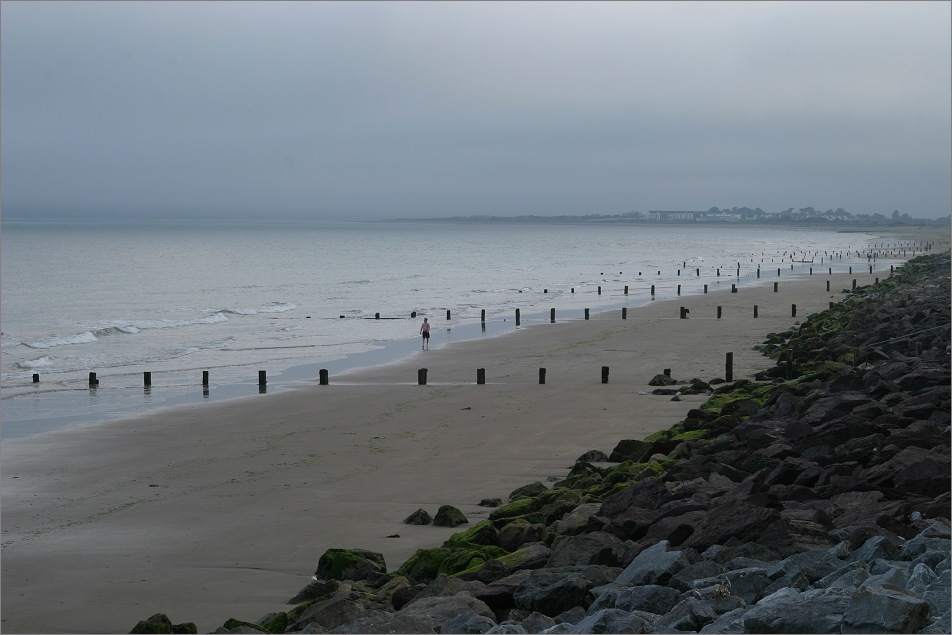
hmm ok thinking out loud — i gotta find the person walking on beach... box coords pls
[420,317,430,350]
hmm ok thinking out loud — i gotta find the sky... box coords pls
[2,1,950,221]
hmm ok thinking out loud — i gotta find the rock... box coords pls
[694,568,770,605]
[497,520,547,552]
[668,560,726,593]
[433,505,468,527]
[404,508,433,525]
[314,548,387,585]
[509,482,548,502]
[841,584,930,633]
[848,534,901,564]
[649,373,678,386]
[682,500,781,553]
[480,498,504,507]
[288,589,380,632]
[653,596,720,631]
[606,439,652,463]
[589,582,681,615]
[742,587,852,633]
[615,540,689,586]
[546,531,632,568]
[445,520,499,548]
[130,614,198,634]
[551,503,601,538]
[576,450,609,463]
[767,549,847,584]
[567,608,653,634]
[512,566,619,617]
[288,579,339,604]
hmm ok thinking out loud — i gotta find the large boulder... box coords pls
[567,608,653,634]
[314,548,387,584]
[512,566,619,617]
[841,584,930,633]
[545,531,632,568]
[129,614,198,634]
[433,505,468,527]
[742,587,852,633]
[615,540,689,586]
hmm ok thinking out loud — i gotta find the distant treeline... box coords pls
[396,207,950,226]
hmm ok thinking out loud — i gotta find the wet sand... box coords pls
[0,265,909,633]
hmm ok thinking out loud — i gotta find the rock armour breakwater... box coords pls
[132,253,950,635]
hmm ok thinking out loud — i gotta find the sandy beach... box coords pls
[0,265,915,633]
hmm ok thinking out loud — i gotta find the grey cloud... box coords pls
[2,1,949,219]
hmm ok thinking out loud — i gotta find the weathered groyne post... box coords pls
[725,352,733,382]
[418,369,427,385]
[319,369,329,385]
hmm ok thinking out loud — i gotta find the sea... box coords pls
[1,219,908,439]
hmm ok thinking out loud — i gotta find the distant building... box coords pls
[646,211,704,222]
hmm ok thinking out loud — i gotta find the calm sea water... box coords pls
[1,220,901,438]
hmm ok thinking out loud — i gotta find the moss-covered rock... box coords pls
[508,481,548,501]
[444,520,498,548]
[220,618,267,633]
[314,548,387,584]
[489,495,543,524]
[432,505,468,527]
[128,614,198,634]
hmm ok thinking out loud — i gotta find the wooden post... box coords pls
[869,265,873,274]
[757,269,761,278]
[539,368,547,384]
[852,279,857,290]
[680,307,689,319]
[411,311,417,318]
[375,312,380,319]
[598,286,602,295]
[809,267,813,275]
[446,309,451,320]
[651,284,655,296]
[258,370,267,386]
[725,352,733,382]
[731,284,737,293]
[622,307,627,319]
[704,284,708,294]
[418,368,427,385]
[515,309,521,326]
[777,268,781,277]
[773,282,778,292]
[584,308,590,320]
[319,369,329,385]
[826,280,830,292]
[624,285,628,295]
[32,373,40,383]
[550,308,556,323]
[717,268,720,277]
[202,371,210,386]
[601,366,610,384]
[677,284,681,295]
[791,304,797,317]
[717,306,722,319]
[144,371,152,386]
[696,268,700,277]
[476,368,486,385]
[481,309,486,323]
[89,372,98,386]
[754,305,759,318]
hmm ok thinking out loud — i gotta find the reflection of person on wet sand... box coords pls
[420,317,430,350]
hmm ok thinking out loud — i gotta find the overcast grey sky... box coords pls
[2,1,949,220]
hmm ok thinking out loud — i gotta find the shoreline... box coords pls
[0,260,923,634]
[0,238,916,441]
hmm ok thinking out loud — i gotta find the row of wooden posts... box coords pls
[43,268,890,390]
[66,349,742,389]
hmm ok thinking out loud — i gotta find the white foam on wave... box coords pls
[25,331,98,349]
[221,302,297,316]
[18,355,55,369]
